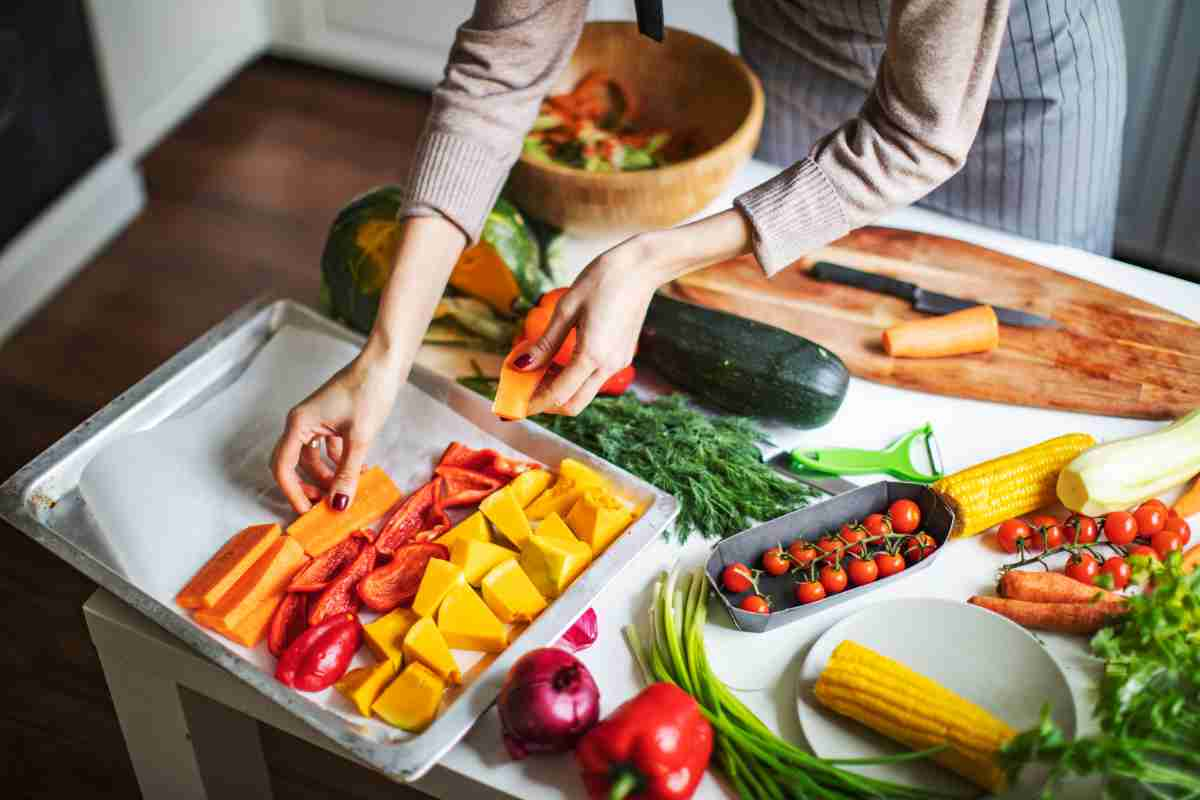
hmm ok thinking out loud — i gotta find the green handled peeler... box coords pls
[788,423,944,484]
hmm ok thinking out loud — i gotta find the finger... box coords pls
[301,481,324,501]
[328,433,369,512]
[516,296,578,371]
[301,439,336,487]
[326,435,345,464]
[271,412,314,514]
[558,370,610,417]
[528,354,597,416]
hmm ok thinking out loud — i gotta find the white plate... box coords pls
[797,597,1076,799]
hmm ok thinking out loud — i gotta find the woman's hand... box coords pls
[517,208,754,416]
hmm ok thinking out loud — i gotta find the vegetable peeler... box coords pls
[787,423,944,485]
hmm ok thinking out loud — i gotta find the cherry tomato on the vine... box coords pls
[887,499,921,534]
[761,547,789,576]
[847,558,879,586]
[902,532,938,564]
[1099,556,1131,589]
[862,514,892,537]
[1141,498,1168,514]
[1151,529,1183,560]
[1126,543,1160,561]
[820,564,848,594]
[795,581,826,605]
[1163,515,1191,546]
[740,594,770,614]
[1064,553,1100,585]
[721,563,754,593]
[1028,515,1063,550]
[1063,514,1098,545]
[874,552,906,578]
[815,535,843,557]
[839,526,867,557]
[788,540,820,566]
[1133,503,1166,536]
[1103,511,1139,547]
[996,519,1033,554]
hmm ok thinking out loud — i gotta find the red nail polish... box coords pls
[330,493,349,511]
[513,353,533,369]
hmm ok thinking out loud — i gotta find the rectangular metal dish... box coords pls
[0,297,678,781]
[705,482,953,633]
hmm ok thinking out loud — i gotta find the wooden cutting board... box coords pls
[667,227,1200,420]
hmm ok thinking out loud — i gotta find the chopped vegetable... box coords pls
[375,478,440,555]
[372,662,445,732]
[557,607,597,652]
[357,542,449,613]
[815,640,1015,793]
[335,659,397,717]
[287,466,402,556]
[176,523,281,610]
[193,537,309,640]
[403,617,461,684]
[1057,407,1200,515]
[267,591,308,657]
[493,346,549,421]
[287,531,369,593]
[308,540,377,626]
[482,560,548,624]
[882,305,999,358]
[967,595,1126,634]
[274,612,361,692]
[932,433,1096,537]
[998,570,1120,604]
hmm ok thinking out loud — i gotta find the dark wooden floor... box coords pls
[0,57,438,799]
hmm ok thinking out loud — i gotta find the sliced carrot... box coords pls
[176,523,281,609]
[222,593,286,648]
[882,305,1000,359]
[194,537,308,637]
[997,570,1121,604]
[1183,543,1200,574]
[1173,473,1200,519]
[493,344,548,421]
[968,595,1126,635]
[287,466,402,556]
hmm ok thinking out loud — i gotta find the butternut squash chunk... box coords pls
[176,523,281,609]
[493,347,548,421]
[194,537,308,637]
[287,466,402,556]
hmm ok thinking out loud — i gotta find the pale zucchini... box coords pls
[1057,408,1200,515]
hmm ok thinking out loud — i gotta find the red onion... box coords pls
[557,607,598,652]
[498,648,600,760]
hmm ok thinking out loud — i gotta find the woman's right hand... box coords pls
[270,345,404,514]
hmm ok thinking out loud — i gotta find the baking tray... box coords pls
[705,482,953,633]
[0,297,678,781]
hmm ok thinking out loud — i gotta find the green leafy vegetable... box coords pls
[1000,551,1200,798]
[459,375,815,541]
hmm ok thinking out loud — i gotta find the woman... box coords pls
[271,0,1126,513]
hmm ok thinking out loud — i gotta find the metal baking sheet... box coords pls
[705,482,953,633]
[0,297,678,781]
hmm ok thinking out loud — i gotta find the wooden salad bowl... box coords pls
[506,21,764,238]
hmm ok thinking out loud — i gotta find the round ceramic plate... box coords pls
[797,597,1076,799]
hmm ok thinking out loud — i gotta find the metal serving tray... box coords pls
[0,297,678,781]
[705,482,953,633]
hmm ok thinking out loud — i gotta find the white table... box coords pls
[85,159,1200,800]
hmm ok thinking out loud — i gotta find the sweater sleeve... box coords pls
[401,0,588,242]
[734,0,1011,275]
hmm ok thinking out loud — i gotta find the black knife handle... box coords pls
[810,261,918,301]
[634,0,665,42]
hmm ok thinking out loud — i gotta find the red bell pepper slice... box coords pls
[287,534,365,593]
[437,441,539,480]
[426,479,452,533]
[356,542,449,613]
[598,365,636,396]
[267,591,308,658]
[435,465,503,509]
[576,682,713,800]
[275,612,361,693]
[308,541,377,627]
[376,479,439,556]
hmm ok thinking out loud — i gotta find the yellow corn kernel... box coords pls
[814,641,1014,793]
[933,433,1095,537]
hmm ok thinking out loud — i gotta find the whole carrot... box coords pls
[968,595,1127,634]
[998,570,1121,604]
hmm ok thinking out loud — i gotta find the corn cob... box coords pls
[814,640,1015,793]
[933,433,1095,537]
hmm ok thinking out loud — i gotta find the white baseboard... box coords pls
[0,154,145,342]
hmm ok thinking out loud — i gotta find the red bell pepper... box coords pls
[598,365,636,396]
[287,533,366,593]
[267,591,308,658]
[436,465,503,508]
[356,542,449,612]
[376,479,439,555]
[275,612,361,692]
[575,682,713,800]
[437,441,539,480]
[307,541,377,627]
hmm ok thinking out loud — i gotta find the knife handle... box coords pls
[810,261,918,301]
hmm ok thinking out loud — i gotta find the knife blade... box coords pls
[809,261,1060,329]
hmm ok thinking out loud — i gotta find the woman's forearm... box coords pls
[361,215,467,371]
[638,208,755,287]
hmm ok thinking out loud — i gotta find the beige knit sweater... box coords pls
[401,0,1010,275]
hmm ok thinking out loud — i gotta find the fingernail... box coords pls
[330,493,349,511]
[513,353,533,369]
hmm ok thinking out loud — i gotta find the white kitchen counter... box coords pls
[85,159,1200,800]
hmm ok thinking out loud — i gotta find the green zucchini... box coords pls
[638,295,849,428]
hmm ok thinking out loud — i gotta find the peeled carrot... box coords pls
[998,570,1121,604]
[882,305,1000,358]
[1173,473,1200,519]
[968,595,1127,634]
[1183,543,1200,574]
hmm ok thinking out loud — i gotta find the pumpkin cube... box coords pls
[558,458,606,491]
[481,560,547,623]
[372,662,445,732]
[437,585,508,653]
[402,617,461,684]
[450,538,517,586]
[411,559,467,618]
[480,486,532,548]
[566,489,636,554]
[534,512,579,544]
[524,478,584,521]
[434,511,491,549]
[508,469,555,508]
[335,659,397,717]
[176,523,281,610]
[519,534,592,599]
[363,607,420,666]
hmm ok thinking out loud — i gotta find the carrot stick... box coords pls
[882,305,1000,358]
[1183,543,1200,575]
[968,595,1127,634]
[998,570,1121,604]
[1173,473,1200,519]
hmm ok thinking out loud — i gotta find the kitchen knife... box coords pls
[810,261,1060,329]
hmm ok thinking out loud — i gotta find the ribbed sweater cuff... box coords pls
[734,158,850,276]
[400,130,512,244]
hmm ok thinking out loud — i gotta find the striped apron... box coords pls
[731,0,1128,255]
